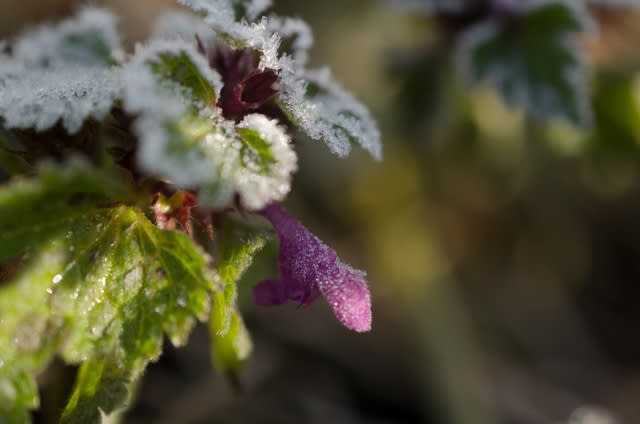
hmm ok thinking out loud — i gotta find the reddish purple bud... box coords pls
[253,205,372,332]
[238,70,279,106]
[196,37,279,121]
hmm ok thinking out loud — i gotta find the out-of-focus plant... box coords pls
[0,1,381,422]
[391,0,640,132]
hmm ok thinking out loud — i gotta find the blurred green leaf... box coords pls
[390,49,449,132]
[459,1,591,125]
[60,359,129,424]
[209,216,270,376]
[15,8,121,67]
[588,72,640,158]
[211,310,253,381]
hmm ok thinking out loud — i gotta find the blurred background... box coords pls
[3,0,640,423]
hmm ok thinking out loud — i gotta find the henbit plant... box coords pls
[0,1,381,422]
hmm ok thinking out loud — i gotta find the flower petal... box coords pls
[253,279,288,306]
[317,266,372,333]
[257,204,372,332]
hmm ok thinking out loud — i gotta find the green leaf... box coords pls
[0,158,132,261]
[209,216,270,375]
[0,165,215,421]
[459,1,592,126]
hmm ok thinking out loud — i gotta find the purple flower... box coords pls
[253,205,372,332]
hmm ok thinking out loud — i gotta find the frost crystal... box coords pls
[266,16,313,68]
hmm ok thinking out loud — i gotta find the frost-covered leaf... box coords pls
[12,7,121,67]
[131,106,297,210]
[227,114,298,209]
[458,0,592,125]
[278,67,383,159]
[0,64,121,134]
[176,112,296,210]
[0,8,122,134]
[125,39,222,111]
[0,164,215,421]
[210,215,270,374]
[123,40,297,210]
